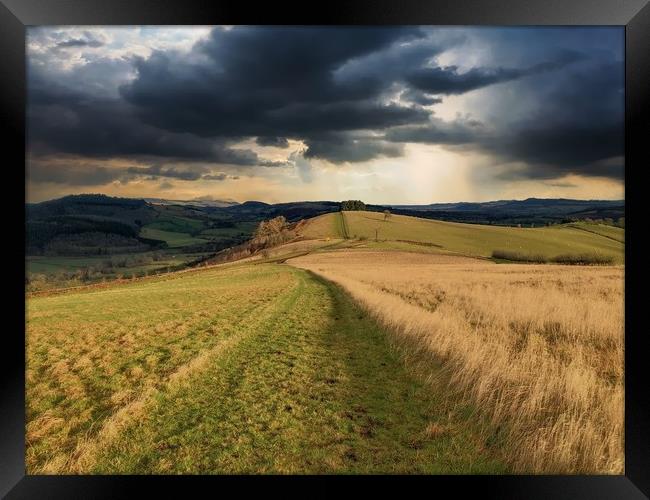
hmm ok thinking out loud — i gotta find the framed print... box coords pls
[1,0,649,497]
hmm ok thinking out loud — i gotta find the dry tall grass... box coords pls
[289,250,624,473]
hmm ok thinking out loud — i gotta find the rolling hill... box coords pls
[298,211,624,264]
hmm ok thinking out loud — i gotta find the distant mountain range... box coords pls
[391,198,623,213]
[387,198,624,223]
[143,197,239,208]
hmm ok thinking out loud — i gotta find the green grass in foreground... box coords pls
[27,263,504,474]
[310,211,624,263]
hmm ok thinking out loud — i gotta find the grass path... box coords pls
[82,265,504,474]
[339,211,350,239]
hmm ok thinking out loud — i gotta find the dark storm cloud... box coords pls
[30,26,430,166]
[405,52,584,95]
[478,59,624,179]
[303,133,404,164]
[27,26,624,181]
[385,116,485,145]
[399,88,443,106]
[28,162,122,186]
[118,27,429,141]
[126,165,205,181]
[28,76,262,165]
[386,53,623,180]
[28,160,241,188]
[256,136,290,148]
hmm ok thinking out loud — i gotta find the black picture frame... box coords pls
[2,1,648,497]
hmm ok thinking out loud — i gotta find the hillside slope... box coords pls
[299,211,624,263]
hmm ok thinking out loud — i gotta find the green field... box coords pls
[199,221,258,239]
[27,253,208,275]
[140,227,209,248]
[27,256,110,274]
[141,218,255,249]
[303,211,624,263]
[26,253,212,294]
[146,215,206,234]
[26,263,504,474]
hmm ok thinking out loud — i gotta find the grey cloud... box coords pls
[126,165,206,181]
[56,37,104,49]
[202,173,240,181]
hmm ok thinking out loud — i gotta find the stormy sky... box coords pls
[27,26,624,204]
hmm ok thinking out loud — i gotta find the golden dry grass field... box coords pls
[288,250,624,473]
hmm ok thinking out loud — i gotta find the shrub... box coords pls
[492,249,615,265]
[551,253,614,265]
[492,249,547,263]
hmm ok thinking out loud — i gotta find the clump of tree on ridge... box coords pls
[340,200,366,211]
[206,216,303,265]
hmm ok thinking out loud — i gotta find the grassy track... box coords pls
[27,263,504,474]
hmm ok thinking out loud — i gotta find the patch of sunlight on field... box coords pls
[288,250,624,474]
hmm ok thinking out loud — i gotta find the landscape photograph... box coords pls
[25,26,624,474]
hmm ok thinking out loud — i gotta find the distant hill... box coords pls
[386,198,624,226]
[26,194,162,255]
[143,197,239,208]
[26,194,624,256]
